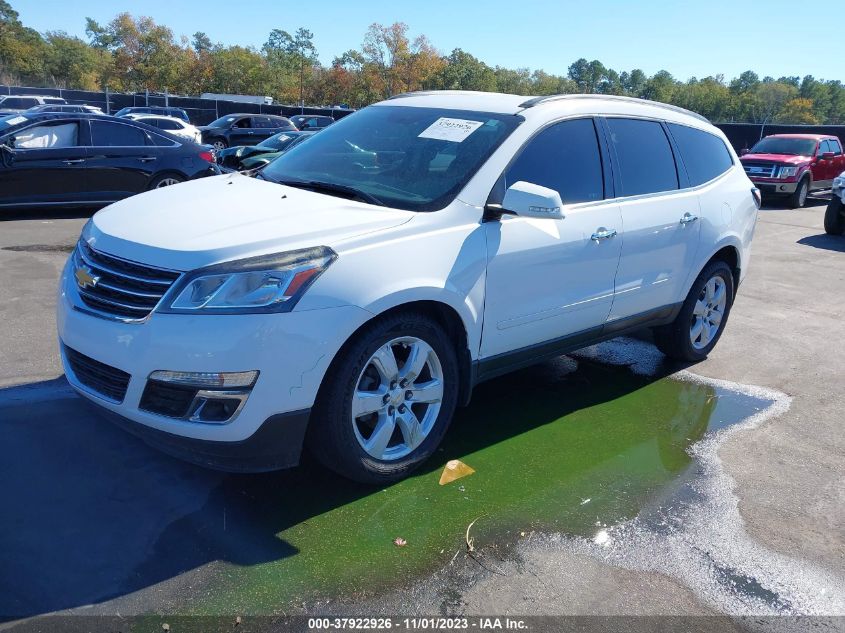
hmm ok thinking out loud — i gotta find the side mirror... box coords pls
[740,148,750,156]
[500,181,564,220]
[819,151,835,160]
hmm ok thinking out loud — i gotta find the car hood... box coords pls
[741,153,811,165]
[88,174,414,271]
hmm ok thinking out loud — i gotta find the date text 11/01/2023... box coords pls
[307,617,528,630]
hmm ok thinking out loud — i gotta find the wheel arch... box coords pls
[702,242,742,297]
[321,298,476,410]
[148,170,189,189]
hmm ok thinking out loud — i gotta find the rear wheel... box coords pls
[653,260,735,362]
[788,176,809,209]
[824,197,845,235]
[149,173,185,189]
[308,312,459,484]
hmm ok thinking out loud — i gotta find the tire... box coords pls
[653,260,735,362]
[307,311,459,484]
[211,139,228,152]
[824,197,845,235]
[149,173,185,190]
[788,176,810,209]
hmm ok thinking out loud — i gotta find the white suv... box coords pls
[57,91,759,483]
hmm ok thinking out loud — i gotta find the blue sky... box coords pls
[13,0,843,83]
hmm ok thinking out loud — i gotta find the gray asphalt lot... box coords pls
[0,196,843,621]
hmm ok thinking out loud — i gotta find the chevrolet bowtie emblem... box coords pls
[75,266,99,289]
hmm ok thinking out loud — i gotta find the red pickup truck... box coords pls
[740,133,845,208]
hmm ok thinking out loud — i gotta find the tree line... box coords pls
[2,1,844,124]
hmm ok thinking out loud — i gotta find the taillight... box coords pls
[199,150,214,163]
[751,187,761,209]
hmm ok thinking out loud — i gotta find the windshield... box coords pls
[750,137,818,156]
[0,114,30,133]
[261,105,522,211]
[207,115,240,128]
[258,132,299,150]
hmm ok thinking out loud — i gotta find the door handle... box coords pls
[680,212,699,224]
[62,159,85,164]
[138,156,157,162]
[591,227,617,241]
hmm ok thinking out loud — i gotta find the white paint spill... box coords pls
[555,337,845,616]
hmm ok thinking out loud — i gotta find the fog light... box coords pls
[148,370,258,389]
[190,392,246,423]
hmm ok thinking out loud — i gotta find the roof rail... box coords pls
[386,90,496,100]
[518,94,710,123]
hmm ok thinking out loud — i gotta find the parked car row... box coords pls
[0,112,218,208]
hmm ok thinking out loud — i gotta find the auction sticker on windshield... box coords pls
[418,117,483,142]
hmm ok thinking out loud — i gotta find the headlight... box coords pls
[160,246,336,314]
[778,166,798,178]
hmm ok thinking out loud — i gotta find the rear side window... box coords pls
[829,139,843,155]
[606,118,678,196]
[43,98,65,105]
[90,121,149,146]
[156,119,180,130]
[504,117,604,204]
[668,123,733,186]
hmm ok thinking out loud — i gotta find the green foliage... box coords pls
[1,1,843,123]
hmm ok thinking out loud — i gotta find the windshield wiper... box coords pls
[275,179,384,206]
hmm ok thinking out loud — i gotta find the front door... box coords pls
[481,117,622,360]
[0,119,90,206]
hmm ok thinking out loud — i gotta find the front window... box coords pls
[207,115,240,128]
[750,137,818,156]
[261,105,522,211]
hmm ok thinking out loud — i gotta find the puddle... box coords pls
[177,352,777,614]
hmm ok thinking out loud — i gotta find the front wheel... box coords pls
[788,177,810,209]
[653,260,735,362]
[211,139,228,152]
[308,312,459,484]
[824,197,845,235]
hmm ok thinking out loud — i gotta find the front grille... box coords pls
[139,380,197,418]
[743,162,779,178]
[64,345,131,403]
[73,241,180,321]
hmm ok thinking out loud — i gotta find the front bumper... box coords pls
[57,257,372,467]
[749,179,800,195]
[91,403,311,472]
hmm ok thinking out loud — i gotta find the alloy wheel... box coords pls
[690,276,727,350]
[351,336,444,461]
[155,177,181,188]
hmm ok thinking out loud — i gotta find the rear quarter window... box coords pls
[667,123,734,186]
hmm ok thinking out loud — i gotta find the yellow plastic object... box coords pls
[439,459,475,485]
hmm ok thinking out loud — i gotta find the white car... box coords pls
[57,91,759,483]
[123,113,202,144]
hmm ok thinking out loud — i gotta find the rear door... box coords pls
[85,119,160,199]
[602,117,701,324]
[0,118,90,206]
